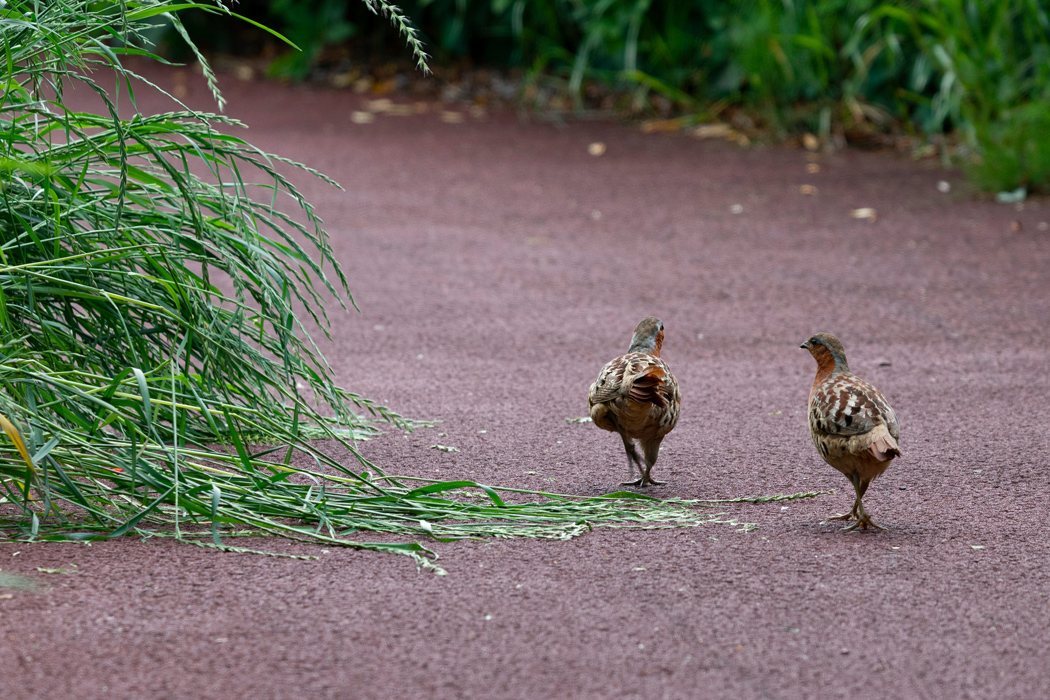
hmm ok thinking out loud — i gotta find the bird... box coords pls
[588,317,680,487]
[801,332,901,531]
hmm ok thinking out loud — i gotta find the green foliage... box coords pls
[265,0,430,79]
[969,105,1050,192]
[268,0,358,79]
[915,0,1050,190]
[246,0,1050,191]
[0,0,763,569]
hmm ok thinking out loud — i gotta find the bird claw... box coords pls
[619,478,665,487]
[825,512,856,522]
[843,517,886,532]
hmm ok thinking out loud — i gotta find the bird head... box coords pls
[628,317,665,356]
[800,332,849,371]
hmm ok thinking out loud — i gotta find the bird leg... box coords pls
[837,476,884,531]
[826,474,865,522]
[636,438,666,487]
[619,434,646,486]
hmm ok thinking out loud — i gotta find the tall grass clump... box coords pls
[0,0,789,572]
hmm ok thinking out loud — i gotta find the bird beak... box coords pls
[799,342,809,349]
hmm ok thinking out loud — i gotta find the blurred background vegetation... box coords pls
[175,0,1050,193]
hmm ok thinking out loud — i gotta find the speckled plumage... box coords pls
[588,317,680,487]
[803,332,900,531]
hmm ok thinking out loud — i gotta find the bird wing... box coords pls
[588,355,629,406]
[810,374,898,440]
[626,359,673,408]
[589,353,677,407]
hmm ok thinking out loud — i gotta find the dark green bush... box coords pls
[226,0,1050,191]
[268,0,357,79]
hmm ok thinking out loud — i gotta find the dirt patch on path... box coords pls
[2,67,1049,699]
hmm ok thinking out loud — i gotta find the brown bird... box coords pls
[588,317,680,487]
[801,332,901,531]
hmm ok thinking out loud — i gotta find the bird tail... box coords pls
[867,424,901,461]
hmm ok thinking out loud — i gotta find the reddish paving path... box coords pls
[3,67,1050,699]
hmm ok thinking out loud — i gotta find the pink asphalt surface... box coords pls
[2,67,1050,699]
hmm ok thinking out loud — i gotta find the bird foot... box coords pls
[825,511,857,522]
[843,516,886,532]
[619,478,666,487]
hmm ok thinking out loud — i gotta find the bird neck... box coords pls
[810,347,849,390]
[628,330,663,357]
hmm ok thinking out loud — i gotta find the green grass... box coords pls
[0,0,821,573]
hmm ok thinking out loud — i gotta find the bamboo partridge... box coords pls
[588,317,680,487]
[801,332,901,531]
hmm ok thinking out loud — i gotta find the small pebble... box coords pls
[937,180,951,193]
